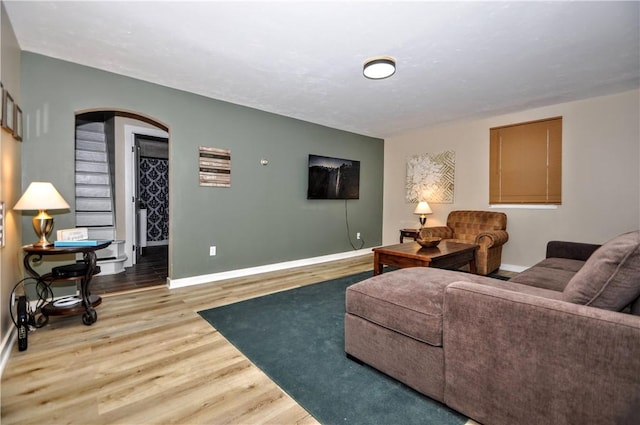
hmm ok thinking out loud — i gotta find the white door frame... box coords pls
[124,124,169,267]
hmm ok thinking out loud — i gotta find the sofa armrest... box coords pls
[474,229,508,248]
[420,226,453,239]
[545,240,601,261]
[443,281,640,425]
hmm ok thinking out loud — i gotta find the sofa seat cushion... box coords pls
[510,258,585,292]
[535,257,586,273]
[563,230,640,311]
[477,278,565,301]
[346,267,498,346]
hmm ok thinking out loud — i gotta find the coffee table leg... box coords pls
[469,257,477,274]
[373,252,383,276]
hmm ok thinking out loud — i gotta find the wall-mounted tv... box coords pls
[307,154,360,199]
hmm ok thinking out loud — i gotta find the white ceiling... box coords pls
[4,1,640,138]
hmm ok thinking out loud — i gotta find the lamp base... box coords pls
[418,216,427,228]
[32,214,54,247]
[32,239,54,248]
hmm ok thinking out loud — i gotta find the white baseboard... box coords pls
[167,252,527,289]
[168,248,372,289]
[0,326,16,378]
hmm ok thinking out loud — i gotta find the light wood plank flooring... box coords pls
[2,254,495,424]
[1,255,374,425]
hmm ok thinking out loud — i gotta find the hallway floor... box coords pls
[91,245,168,295]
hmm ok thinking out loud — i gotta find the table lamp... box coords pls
[413,201,432,228]
[14,182,70,247]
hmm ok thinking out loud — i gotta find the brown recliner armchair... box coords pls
[420,210,508,275]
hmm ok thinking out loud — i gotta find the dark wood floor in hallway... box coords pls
[91,245,168,294]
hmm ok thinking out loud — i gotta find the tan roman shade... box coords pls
[490,117,562,204]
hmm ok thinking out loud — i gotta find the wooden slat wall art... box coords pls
[199,146,231,187]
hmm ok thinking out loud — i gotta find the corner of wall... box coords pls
[0,0,22,367]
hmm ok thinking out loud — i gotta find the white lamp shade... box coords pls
[14,182,70,211]
[414,201,432,215]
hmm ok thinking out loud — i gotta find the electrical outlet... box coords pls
[209,246,217,256]
[356,232,361,240]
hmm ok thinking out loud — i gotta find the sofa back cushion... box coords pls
[562,230,640,312]
[447,210,507,242]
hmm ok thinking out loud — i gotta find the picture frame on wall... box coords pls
[14,105,22,141]
[198,146,231,187]
[2,90,14,132]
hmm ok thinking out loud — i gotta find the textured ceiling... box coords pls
[4,1,639,138]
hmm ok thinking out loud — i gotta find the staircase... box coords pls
[75,121,127,274]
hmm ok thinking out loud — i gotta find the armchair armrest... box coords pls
[546,240,600,261]
[443,281,640,425]
[420,226,453,239]
[474,229,508,248]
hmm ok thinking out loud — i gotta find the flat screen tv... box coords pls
[307,154,360,199]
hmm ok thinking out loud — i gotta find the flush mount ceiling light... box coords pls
[363,56,396,80]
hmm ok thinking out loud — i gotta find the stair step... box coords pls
[87,227,116,240]
[76,185,111,198]
[77,122,105,132]
[76,150,108,163]
[76,212,114,227]
[76,197,113,211]
[75,245,127,276]
[96,240,126,258]
[76,139,106,152]
[76,173,110,185]
[76,129,106,143]
[94,256,127,276]
[76,160,109,174]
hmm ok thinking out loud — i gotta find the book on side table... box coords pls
[53,239,112,247]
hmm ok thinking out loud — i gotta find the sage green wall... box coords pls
[20,52,383,279]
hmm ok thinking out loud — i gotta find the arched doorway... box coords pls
[74,110,170,292]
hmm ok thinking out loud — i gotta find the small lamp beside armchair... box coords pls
[413,201,432,228]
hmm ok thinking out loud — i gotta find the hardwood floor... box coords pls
[2,251,505,424]
[1,254,374,425]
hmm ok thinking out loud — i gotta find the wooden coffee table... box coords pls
[372,241,478,275]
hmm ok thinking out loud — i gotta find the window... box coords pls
[489,117,562,204]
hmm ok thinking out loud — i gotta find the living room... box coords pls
[1,2,639,424]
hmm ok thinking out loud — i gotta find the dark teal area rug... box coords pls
[199,271,468,425]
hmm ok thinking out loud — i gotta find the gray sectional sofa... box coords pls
[345,231,640,425]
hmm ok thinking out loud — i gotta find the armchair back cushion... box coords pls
[446,210,507,242]
[563,230,640,312]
